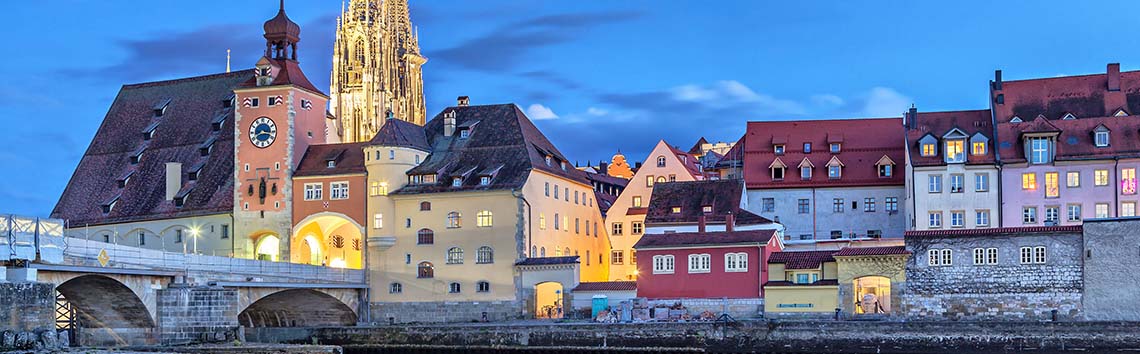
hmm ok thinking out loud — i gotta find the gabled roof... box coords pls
[991,64,1140,124]
[644,179,772,225]
[295,143,367,177]
[996,115,1140,163]
[904,109,996,167]
[573,281,637,292]
[664,141,707,179]
[396,104,590,194]
[688,137,709,154]
[744,118,904,189]
[368,118,430,151]
[52,71,248,225]
[239,57,324,96]
[633,229,777,249]
[767,250,836,270]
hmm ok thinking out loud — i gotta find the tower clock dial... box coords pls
[248,117,277,148]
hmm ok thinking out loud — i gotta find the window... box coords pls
[447,212,461,228]
[611,222,623,236]
[867,230,882,238]
[927,249,952,266]
[864,198,876,212]
[928,212,942,228]
[950,211,964,227]
[799,234,812,240]
[762,198,775,212]
[420,201,431,211]
[1096,170,1110,186]
[687,254,711,273]
[798,199,810,214]
[656,156,667,167]
[553,214,560,230]
[611,250,624,265]
[476,210,493,227]
[803,143,812,153]
[417,229,434,244]
[563,215,569,231]
[1123,202,1136,217]
[725,253,748,272]
[330,182,349,200]
[945,139,965,163]
[1047,206,1062,224]
[1029,137,1051,164]
[830,230,843,239]
[406,218,411,228]
[796,274,810,284]
[879,164,893,178]
[1034,246,1047,263]
[774,144,785,155]
[449,282,461,293]
[1022,173,1037,190]
[973,248,998,265]
[417,262,434,278]
[830,143,841,153]
[645,176,654,188]
[304,183,323,200]
[473,246,493,264]
[701,205,713,214]
[669,174,677,182]
[973,248,984,265]
[921,143,936,157]
[1096,131,1109,147]
[554,185,560,199]
[221,225,229,239]
[671,206,682,214]
[374,213,383,229]
[175,229,183,243]
[772,166,785,180]
[451,177,463,187]
[369,181,388,196]
[544,182,550,197]
[652,255,675,274]
[929,175,942,193]
[972,141,986,155]
[632,196,643,208]
[1067,204,1082,222]
[886,197,898,212]
[976,210,990,227]
[389,283,403,294]
[480,176,491,185]
[632,221,643,235]
[327,160,336,168]
[545,155,552,166]
[801,166,812,179]
[476,281,490,293]
[975,173,989,192]
[1096,203,1110,218]
[1067,172,1080,188]
[447,247,464,264]
[833,198,844,213]
[1023,207,1037,224]
[828,165,841,179]
[1124,168,1137,195]
[1020,247,1047,264]
[575,218,581,234]
[950,174,964,193]
[1044,172,1059,198]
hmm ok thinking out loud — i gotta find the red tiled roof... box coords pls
[644,179,772,225]
[833,246,910,257]
[743,118,905,189]
[767,250,836,270]
[240,58,324,96]
[626,208,648,216]
[905,109,996,167]
[666,142,707,179]
[688,137,710,154]
[52,71,248,226]
[996,115,1140,163]
[764,279,839,287]
[633,230,776,249]
[573,281,637,292]
[990,64,1140,124]
[904,225,1082,238]
[294,143,367,177]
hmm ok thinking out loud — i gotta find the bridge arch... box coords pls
[54,274,157,345]
[237,288,358,327]
[292,212,365,269]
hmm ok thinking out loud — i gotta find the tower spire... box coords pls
[226,49,231,73]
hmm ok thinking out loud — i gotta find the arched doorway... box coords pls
[238,289,357,327]
[853,276,891,314]
[55,275,155,346]
[255,234,280,261]
[535,282,564,319]
[292,213,364,269]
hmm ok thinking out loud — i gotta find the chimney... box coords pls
[1108,63,1121,92]
[599,161,609,174]
[457,96,470,107]
[635,162,643,169]
[698,215,707,233]
[443,110,456,137]
[165,162,182,201]
[725,212,735,232]
[906,104,918,129]
[993,70,1003,90]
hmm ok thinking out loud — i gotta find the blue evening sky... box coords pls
[1,1,1138,216]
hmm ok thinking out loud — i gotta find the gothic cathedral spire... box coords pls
[328,0,427,143]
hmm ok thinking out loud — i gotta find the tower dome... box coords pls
[263,0,301,60]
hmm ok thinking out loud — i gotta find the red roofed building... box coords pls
[633,229,782,301]
[903,108,999,231]
[741,118,906,244]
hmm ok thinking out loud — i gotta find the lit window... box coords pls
[539,214,546,230]
[921,143,936,157]
[1095,170,1110,186]
[652,255,675,274]
[945,139,965,163]
[671,206,681,214]
[971,141,986,155]
[803,143,812,153]
[1022,173,1037,190]
[1096,203,1110,218]
[1123,168,1137,195]
[1045,172,1059,198]
[476,210,493,227]
[632,196,643,208]
[687,253,711,273]
[702,205,712,214]
[646,176,654,187]
[447,212,462,228]
[1067,172,1080,188]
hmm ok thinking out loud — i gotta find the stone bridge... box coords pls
[17,237,367,346]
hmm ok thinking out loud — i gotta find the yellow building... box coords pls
[364,100,610,323]
[763,247,910,318]
[606,151,634,179]
[764,251,839,316]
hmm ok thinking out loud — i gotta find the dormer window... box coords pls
[211,113,227,131]
[480,176,491,185]
[774,144,785,155]
[1010,116,1023,123]
[327,160,336,168]
[1115,109,1129,117]
[223,94,235,108]
[798,158,814,180]
[117,171,134,188]
[918,134,938,157]
[452,177,462,187]
[943,129,967,163]
[545,155,552,166]
[459,129,470,139]
[803,143,812,153]
[830,143,841,153]
[769,158,787,181]
[876,155,896,178]
[199,136,216,156]
[130,149,144,165]
[671,207,681,214]
[701,205,713,214]
[153,98,171,117]
[560,162,567,171]
[1062,113,1077,120]
[102,194,121,214]
[1095,126,1110,147]
[970,133,988,156]
[1027,137,1053,164]
[826,156,844,179]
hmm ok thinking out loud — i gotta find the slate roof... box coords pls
[767,250,837,270]
[633,230,776,249]
[991,64,1140,124]
[905,109,996,167]
[396,104,590,194]
[594,191,618,217]
[584,171,629,188]
[52,71,249,225]
[644,179,772,225]
[743,118,905,189]
[833,246,910,257]
[515,256,579,266]
[573,281,637,292]
[904,225,1082,238]
[294,143,368,177]
[368,118,430,151]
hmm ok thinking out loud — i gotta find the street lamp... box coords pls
[189,227,201,255]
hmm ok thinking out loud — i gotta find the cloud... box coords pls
[586,107,608,116]
[519,70,581,90]
[811,94,845,106]
[433,11,642,72]
[526,104,559,120]
[665,80,805,115]
[862,87,911,117]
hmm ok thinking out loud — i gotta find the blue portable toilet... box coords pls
[591,295,609,318]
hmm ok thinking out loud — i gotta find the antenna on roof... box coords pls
[226,49,231,73]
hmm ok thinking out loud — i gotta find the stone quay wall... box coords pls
[157,286,241,345]
[369,300,527,324]
[0,281,63,351]
[646,298,763,319]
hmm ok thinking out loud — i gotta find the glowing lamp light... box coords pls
[1123,178,1137,195]
[329,258,347,268]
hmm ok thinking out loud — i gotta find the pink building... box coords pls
[633,229,781,299]
[993,63,1140,226]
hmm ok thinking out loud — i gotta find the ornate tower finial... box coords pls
[263,0,301,61]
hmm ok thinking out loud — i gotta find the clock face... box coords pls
[248,117,277,148]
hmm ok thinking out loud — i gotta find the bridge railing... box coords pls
[60,237,365,284]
